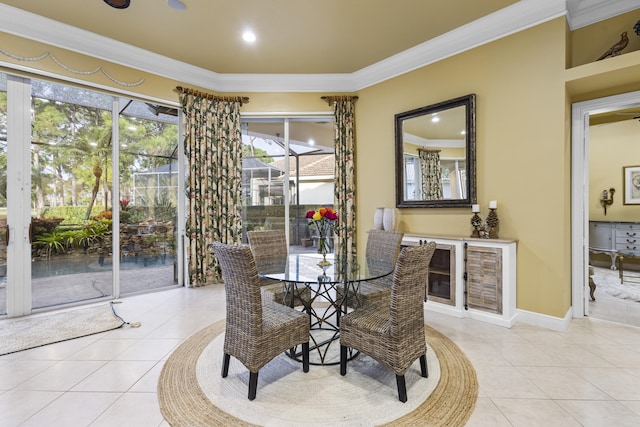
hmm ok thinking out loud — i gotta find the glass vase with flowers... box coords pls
[305,207,338,267]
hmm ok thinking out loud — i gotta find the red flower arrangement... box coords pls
[306,207,337,265]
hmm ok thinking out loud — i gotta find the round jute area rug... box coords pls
[158,320,477,427]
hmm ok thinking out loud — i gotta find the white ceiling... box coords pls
[0,0,638,92]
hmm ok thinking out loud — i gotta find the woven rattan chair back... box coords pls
[246,229,310,306]
[389,241,437,336]
[247,229,287,274]
[365,230,404,275]
[213,243,263,342]
[340,241,436,402]
[366,230,404,262]
[212,241,310,400]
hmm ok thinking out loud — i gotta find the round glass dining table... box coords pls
[258,253,394,365]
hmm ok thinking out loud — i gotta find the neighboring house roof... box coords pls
[243,157,283,172]
[140,163,178,174]
[271,154,334,178]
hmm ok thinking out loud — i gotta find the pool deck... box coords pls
[0,263,177,315]
[1,244,320,315]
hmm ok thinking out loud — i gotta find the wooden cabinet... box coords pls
[403,234,517,327]
[466,244,502,314]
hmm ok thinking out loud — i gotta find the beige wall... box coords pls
[0,17,573,319]
[357,18,570,318]
[589,120,640,222]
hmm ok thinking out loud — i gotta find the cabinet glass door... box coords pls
[427,243,455,306]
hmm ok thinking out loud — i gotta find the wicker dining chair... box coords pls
[247,229,311,307]
[212,242,310,401]
[339,241,436,402]
[337,230,404,308]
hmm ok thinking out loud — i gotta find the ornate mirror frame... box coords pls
[395,94,476,208]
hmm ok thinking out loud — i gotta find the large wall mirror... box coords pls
[395,94,476,208]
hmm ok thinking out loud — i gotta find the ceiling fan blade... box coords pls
[103,0,130,9]
[168,0,186,11]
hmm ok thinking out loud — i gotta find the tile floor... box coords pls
[1,284,639,426]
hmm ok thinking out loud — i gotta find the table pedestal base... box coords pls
[283,280,361,366]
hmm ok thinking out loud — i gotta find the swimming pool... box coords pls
[28,255,177,279]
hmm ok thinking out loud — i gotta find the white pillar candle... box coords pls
[472,204,480,213]
[489,200,497,209]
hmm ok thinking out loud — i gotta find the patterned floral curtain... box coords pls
[418,149,443,200]
[325,96,358,261]
[179,88,247,286]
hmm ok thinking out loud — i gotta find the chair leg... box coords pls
[340,345,348,375]
[221,353,230,378]
[420,354,428,378]
[248,371,259,401]
[302,342,310,372]
[396,374,407,403]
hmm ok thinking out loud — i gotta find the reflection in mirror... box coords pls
[395,94,476,208]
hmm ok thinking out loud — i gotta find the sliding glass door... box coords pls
[240,117,334,254]
[30,80,115,309]
[118,100,179,293]
[1,72,182,317]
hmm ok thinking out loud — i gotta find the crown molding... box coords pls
[566,0,640,30]
[353,0,566,89]
[0,1,617,93]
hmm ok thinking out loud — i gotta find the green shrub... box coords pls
[41,206,105,224]
[33,230,68,258]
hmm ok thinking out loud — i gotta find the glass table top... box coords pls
[257,253,394,284]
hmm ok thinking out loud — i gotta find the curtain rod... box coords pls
[321,95,359,105]
[176,86,249,105]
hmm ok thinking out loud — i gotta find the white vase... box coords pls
[383,208,396,231]
[373,207,384,230]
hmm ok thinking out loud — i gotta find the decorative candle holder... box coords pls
[486,208,499,239]
[470,213,483,238]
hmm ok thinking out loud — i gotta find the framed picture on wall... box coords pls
[623,165,640,205]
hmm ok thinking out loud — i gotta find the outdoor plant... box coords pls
[72,221,111,251]
[31,217,64,239]
[120,197,130,211]
[33,230,68,258]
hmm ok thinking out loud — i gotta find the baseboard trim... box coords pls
[516,307,572,331]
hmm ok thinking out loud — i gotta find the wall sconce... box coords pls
[600,188,615,215]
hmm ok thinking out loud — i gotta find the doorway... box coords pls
[571,89,640,326]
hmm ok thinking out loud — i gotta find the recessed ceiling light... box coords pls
[308,139,315,146]
[431,115,440,123]
[243,31,256,43]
